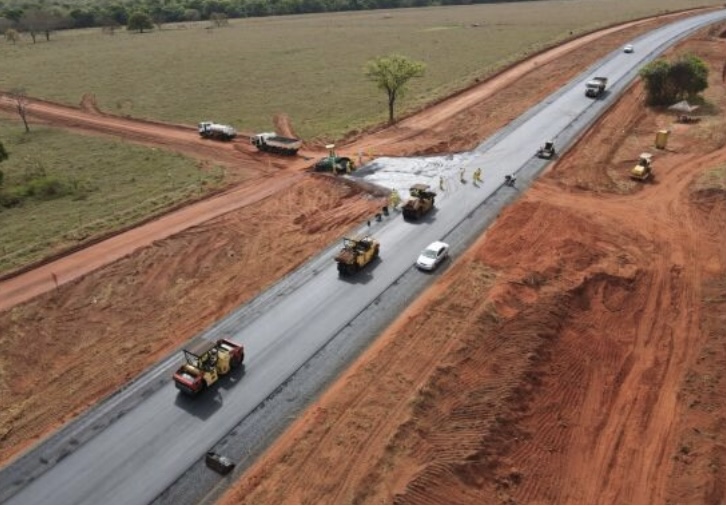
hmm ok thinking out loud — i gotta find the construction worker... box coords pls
[473,168,482,186]
[389,189,401,209]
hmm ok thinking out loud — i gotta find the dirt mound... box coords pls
[273,113,298,139]
[79,93,102,115]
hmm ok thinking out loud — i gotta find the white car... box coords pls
[623,44,634,53]
[416,241,449,271]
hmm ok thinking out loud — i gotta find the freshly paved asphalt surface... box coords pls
[2,9,726,504]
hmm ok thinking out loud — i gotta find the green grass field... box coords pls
[2,0,722,140]
[0,122,223,273]
[0,0,722,273]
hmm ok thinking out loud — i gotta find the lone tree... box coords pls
[127,12,154,33]
[365,54,425,124]
[6,88,30,133]
[670,54,708,98]
[210,12,229,27]
[640,54,709,106]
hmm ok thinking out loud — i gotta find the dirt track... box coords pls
[1,10,725,505]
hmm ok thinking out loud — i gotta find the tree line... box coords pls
[1,0,525,36]
[639,54,708,106]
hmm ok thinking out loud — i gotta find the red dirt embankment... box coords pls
[220,29,726,505]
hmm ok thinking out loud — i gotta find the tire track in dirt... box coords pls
[667,179,726,504]
[488,138,720,502]
[395,294,570,504]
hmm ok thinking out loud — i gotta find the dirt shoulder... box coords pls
[220,28,726,505]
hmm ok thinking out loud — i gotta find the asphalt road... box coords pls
[3,9,726,505]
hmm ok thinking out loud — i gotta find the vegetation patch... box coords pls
[0,159,96,209]
[640,53,709,105]
[694,163,726,191]
[0,122,223,273]
[1,0,722,140]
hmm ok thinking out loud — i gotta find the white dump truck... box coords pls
[250,132,302,156]
[585,77,608,98]
[198,121,237,141]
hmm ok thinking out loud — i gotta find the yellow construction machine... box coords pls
[335,235,380,276]
[630,152,653,181]
[402,184,436,220]
[173,339,244,396]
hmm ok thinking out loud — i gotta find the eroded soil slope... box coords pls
[221,30,726,504]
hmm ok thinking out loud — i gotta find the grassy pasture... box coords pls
[695,163,726,190]
[1,0,722,141]
[0,121,222,273]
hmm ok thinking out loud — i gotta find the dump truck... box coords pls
[536,141,556,159]
[198,121,237,141]
[172,339,244,396]
[335,235,380,276]
[585,77,608,98]
[402,184,436,220]
[250,132,302,156]
[630,152,653,181]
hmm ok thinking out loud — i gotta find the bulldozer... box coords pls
[630,152,653,182]
[335,235,380,276]
[536,141,556,159]
[402,184,436,220]
[172,339,244,396]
